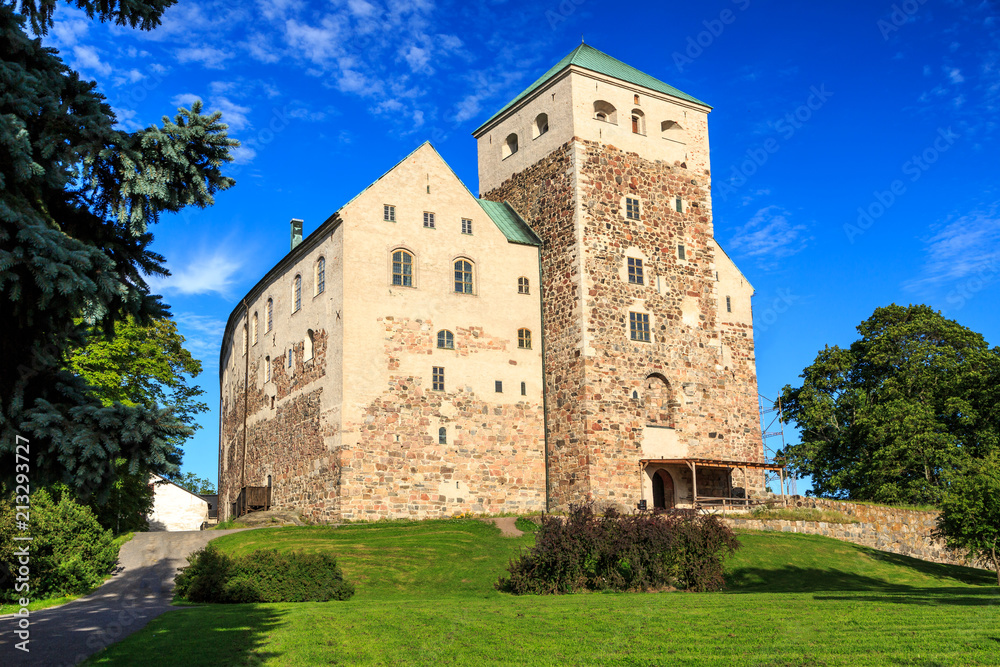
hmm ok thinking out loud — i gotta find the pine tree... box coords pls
[0,1,237,499]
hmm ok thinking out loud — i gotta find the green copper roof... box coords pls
[474,44,710,134]
[476,199,541,246]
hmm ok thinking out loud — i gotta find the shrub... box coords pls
[174,545,355,603]
[496,504,740,594]
[0,489,119,602]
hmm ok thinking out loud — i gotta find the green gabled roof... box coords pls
[474,43,710,135]
[476,199,541,246]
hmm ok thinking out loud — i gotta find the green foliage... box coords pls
[935,453,1000,585]
[87,460,155,533]
[0,488,118,601]
[174,544,355,603]
[779,304,1000,506]
[0,1,237,500]
[169,471,215,495]
[497,504,740,594]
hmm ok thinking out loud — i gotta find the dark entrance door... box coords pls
[652,470,675,510]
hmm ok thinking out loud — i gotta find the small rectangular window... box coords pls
[495,380,503,393]
[726,296,732,313]
[627,257,644,284]
[629,312,651,342]
[384,204,395,222]
[678,245,686,260]
[433,366,445,391]
[423,212,435,229]
[675,197,683,213]
[625,197,640,220]
[521,381,526,396]
[461,218,473,235]
[288,349,293,367]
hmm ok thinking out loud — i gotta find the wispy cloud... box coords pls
[173,312,227,367]
[176,45,234,69]
[151,247,245,297]
[727,205,812,264]
[903,205,1000,291]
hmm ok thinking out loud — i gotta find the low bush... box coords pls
[497,504,739,594]
[0,489,119,602]
[174,545,354,603]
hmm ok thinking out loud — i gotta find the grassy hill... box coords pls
[88,519,998,666]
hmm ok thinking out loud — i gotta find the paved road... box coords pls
[0,529,246,666]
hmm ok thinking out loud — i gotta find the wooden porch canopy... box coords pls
[639,457,788,508]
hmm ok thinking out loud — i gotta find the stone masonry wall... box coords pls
[483,141,589,509]
[338,316,546,520]
[725,497,988,570]
[220,329,341,523]
[485,138,764,511]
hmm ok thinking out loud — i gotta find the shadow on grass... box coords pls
[90,604,287,665]
[813,588,1000,606]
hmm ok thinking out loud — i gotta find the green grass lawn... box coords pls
[87,519,999,666]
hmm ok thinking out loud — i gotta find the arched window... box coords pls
[631,109,645,135]
[593,100,617,124]
[266,299,273,333]
[438,427,447,445]
[517,276,530,294]
[265,356,271,383]
[518,328,531,349]
[315,256,325,296]
[392,249,413,287]
[293,275,302,313]
[502,133,518,159]
[532,113,549,139]
[661,120,685,143]
[251,312,258,345]
[644,374,674,428]
[437,330,454,350]
[454,259,473,294]
[304,329,314,362]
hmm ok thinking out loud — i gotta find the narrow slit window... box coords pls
[293,275,302,312]
[315,257,325,296]
[675,197,683,213]
[252,313,258,345]
[495,380,503,393]
[266,299,273,332]
[678,245,686,260]
[438,427,447,445]
[726,296,732,313]
[627,257,644,285]
[432,366,445,391]
[265,356,271,383]
[521,381,526,396]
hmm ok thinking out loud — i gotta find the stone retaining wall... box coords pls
[722,497,987,570]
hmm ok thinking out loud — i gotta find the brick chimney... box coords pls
[290,218,303,250]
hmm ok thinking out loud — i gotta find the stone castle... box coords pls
[218,44,771,522]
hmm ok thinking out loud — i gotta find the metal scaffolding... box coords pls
[759,393,795,496]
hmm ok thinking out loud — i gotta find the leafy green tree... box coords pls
[935,454,1000,585]
[172,471,216,495]
[779,304,1000,506]
[0,0,236,499]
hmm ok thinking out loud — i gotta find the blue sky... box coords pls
[40,0,1000,491]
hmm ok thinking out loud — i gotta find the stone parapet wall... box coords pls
[723,498,986,570]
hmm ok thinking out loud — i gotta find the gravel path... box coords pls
[0,529,246,666]
[479,517,524,537]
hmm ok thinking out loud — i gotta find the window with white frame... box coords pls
[384,204,395,221]
[625,197,640,220]
[518,276,530,294]
[518,328,531,349]
[392,249,414,287]
[461,218,472,235]
[293,275,302,312]
[454,259,473,294]
[315,257,325,296]
[423,212,435,229]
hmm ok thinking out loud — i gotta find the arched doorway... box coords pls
[644,374,674,427]
[651,469,675,510]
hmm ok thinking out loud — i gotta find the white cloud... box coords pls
[176,45,235,69]
[904,206,1000,291]
[727,206,812,261]
[72,45,112,77]
[152,248,244,297]
[173,313,227,366]
[946,67,965,83]
[231,144,258,164]
[212,97,252,131]
[170,93,203,108]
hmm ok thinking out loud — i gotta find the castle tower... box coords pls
[474,44,766,510]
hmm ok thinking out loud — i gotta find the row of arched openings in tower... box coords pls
[500,101,686,159]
